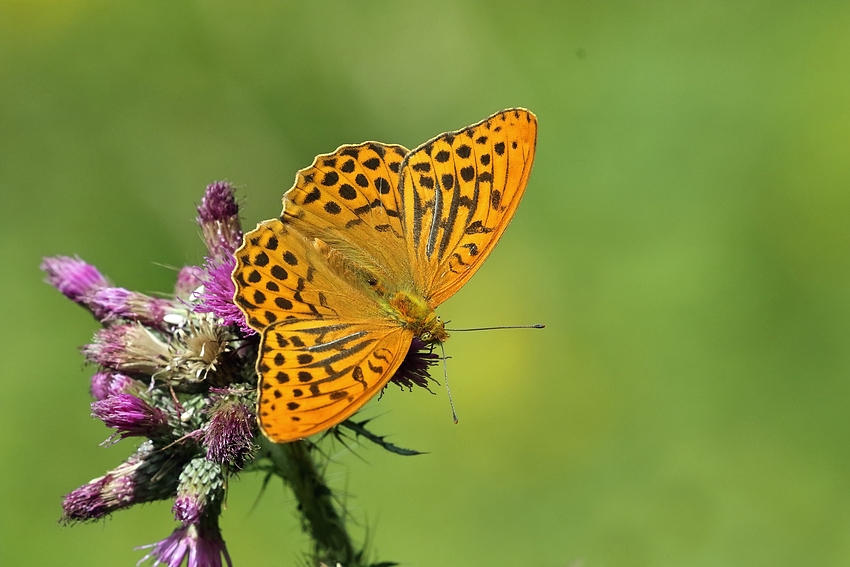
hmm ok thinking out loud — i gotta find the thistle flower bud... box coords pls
[107,373,142,397]
[197,181,242,261]
[41,255,108,304]
[82,324,172,374]
[90,371,113,401]
[172,458,225,525]
[62,442,181,523]
[390,337,440,390]
[91,394,169,439]
[90,371,143,400]
[204,397,256,468]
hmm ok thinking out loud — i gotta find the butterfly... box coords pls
[231,108,537,442]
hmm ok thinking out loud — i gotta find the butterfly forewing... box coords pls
[256,319,413,442]
[282,142,414,288]
[398,108,537,305]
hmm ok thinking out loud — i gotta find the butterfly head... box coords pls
[418,317,448,345]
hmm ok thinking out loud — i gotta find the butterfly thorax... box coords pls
[386,291,448,344]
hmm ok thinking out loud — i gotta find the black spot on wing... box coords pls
[441,173,454,190]
[375,177,390,194]
[338,184,357,200]
[303,187,321,204]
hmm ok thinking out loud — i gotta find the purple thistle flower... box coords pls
[137,521,232,567]
[175,266,205,300]
[204,399,256,468]
[63,473,130,522]
[62,441,180,523]
[41,255,108,304]
[86,287,184,328]
[82,324,172,374]
[390,337,440,390]
[91,394,168,439]
[194,255,255,336]
[197,181,242,261]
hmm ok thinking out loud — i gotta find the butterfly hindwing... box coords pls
[256,318,413,442]
[398,108,537,305]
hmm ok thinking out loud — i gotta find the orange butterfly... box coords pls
[232,108,537,442]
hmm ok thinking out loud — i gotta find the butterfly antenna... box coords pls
[446,324,545,332]
[439,343,459,424]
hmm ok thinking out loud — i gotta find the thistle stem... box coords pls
[262,438,357,566]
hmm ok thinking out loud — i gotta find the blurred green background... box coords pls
[2,1,850,565]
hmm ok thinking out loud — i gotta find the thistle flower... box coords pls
[48,181,408,566]
[203,396,256,468]
[41,255,108,304]
[192,181,254,336]
[91,394,169,439]
[197,181,242,261]
[390,337,440,391]
[165,312,236,385]
[137,521,232,567]
[62,441,181,523]
[86,287,186,328]
[82,324,173,375]
[195,254,255,336]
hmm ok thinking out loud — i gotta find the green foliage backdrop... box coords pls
[2,2,849,566]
